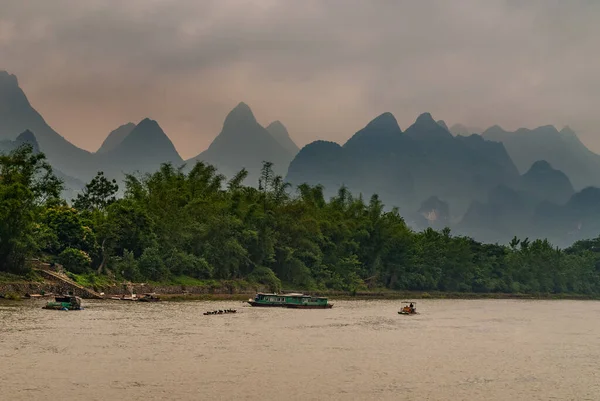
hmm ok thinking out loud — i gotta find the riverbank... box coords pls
[3,282,599,302]
[2,272,599,301]
[157,290,600,302]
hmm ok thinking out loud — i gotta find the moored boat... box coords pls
[109,294,138,301]
[248,293,333,309]
[138,293,161,302]
[43,295,83,310]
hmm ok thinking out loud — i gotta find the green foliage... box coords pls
[3,149,600,295]
[73,171,118,212]
[4,292,21,300]
[247,266,282,292]
[0,145,63,273]
[58,247,92,274]
[40,205,97,255]
[138,247,169,282]
[113,250,140,281]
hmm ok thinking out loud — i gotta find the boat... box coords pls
[248,293,333,309]
[203,309,237,315]
[398,301,418,315]
[43,295,83,310]
[138,293,161,302]
[25,292,53,299]
[109,294,138,301]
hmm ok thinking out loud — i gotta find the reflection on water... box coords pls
[1,299,599,400]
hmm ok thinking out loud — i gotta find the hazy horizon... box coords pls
[2,0,599,159]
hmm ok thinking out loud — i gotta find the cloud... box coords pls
[1,0,599,158]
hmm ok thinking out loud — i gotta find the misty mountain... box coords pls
[458,162,584,247]
[97,123,135,153]
[0,129,40,154]
[412,195,451,230]
[287,112,519,215]
[483,125,600,190]
[450,124,484,136]
[266,121,299,155]
[436,120,450,131]
[518,160,574,205]
[187,102,296,184]
[458,185,539,244]
[0,129,84,200]
[98,118,183,177]
[0,71,96,180]
[531,187,600,247]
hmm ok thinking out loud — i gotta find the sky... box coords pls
[1,0,599,159]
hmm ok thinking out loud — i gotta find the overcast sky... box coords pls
[1,0,599,158]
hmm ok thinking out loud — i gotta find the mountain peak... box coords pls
[101,117,183,170]
[97,122,135,154]
[189,102,294,184]
[343,112,401,149]
[266,120,299,154]
[522,160,575,204]
[529,160,553,171]
[560,125,578,139]
[0,71,18,87]
[267,120,286,132]
[405,112,453,141]
[415,112,436,126]
[364,112,400,131]
[15,129,40,153]
[223,102,257,127]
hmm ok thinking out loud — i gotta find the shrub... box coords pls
[113,250,141,282]
[58,248,91,274]
[138,247,169,282]
[166,250,213,279]
[247,266,281,292]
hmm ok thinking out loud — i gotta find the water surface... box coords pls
[1,299,599,400]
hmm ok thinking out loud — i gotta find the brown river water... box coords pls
[1,299,599,401]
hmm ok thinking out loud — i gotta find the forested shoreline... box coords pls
[2,144,600,295]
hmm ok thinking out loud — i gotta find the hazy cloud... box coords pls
[1,0,599,158]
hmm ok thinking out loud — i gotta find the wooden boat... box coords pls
[25,292,54,299]
[398,301,418,315]
[43,295,83,310]
[248,293,333,309]
[109,294,138,301]
[138,293,161,302]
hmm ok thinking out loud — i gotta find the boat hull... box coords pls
[285,304,333,309]
[247,301,286,307]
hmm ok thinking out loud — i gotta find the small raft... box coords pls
[203,309,237,315]
[398,301,418,315]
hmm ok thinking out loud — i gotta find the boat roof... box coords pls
[256,292,327,299]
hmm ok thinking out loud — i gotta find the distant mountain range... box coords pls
[0,70,299,192]
[287,111,519,215]
[2,70,600,246]
[482,124,600,190]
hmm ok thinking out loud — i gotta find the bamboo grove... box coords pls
[2,144,600,294]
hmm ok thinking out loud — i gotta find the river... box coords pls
[1,299,599,400]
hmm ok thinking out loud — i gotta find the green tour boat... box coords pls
[248,293,333,309]
[43,295,83,311]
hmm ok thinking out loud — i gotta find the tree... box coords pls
[0,145,62,273]
[73,171,118,212]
